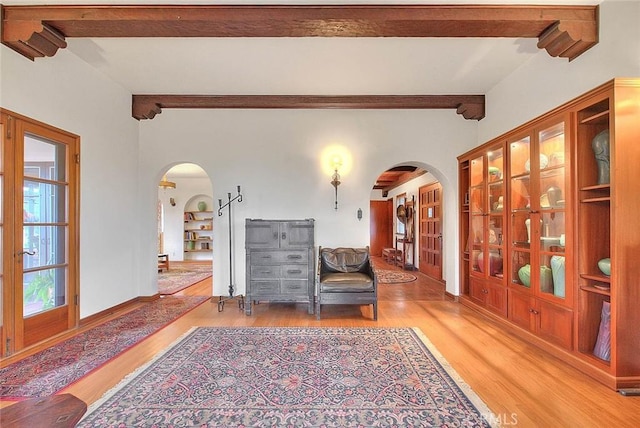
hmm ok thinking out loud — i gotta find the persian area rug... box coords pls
[376,268,418,284]
[0,295,208,400]
[158,262,212,295]
[79,327,495,427]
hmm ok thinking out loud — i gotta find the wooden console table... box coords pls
[396,237,414,270]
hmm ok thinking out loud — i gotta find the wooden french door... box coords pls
[418,182,443,280]
[1,110,79,355]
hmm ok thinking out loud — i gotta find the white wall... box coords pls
[139,109,476,297]
[1,45,140,317]
[479,0,640,143]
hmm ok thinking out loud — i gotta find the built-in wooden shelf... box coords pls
[581,197,611,203]
[580,110,610,124]
[580,285,611,297]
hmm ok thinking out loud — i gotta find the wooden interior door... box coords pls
[369,200,393,256]
[419,182,443,280]
[1,110,79,354]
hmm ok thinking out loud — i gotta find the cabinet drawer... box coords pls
[250,265,280,279]
[250,281,279,293]
[250,250,308,265]
[281,265,308,279]
[281,280,309,293]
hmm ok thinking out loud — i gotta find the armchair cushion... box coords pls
[319,272,374,292]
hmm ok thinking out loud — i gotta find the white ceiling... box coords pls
[4,0,601,178]
[67,37,540,95]
[3,0,598,96]
[9,0,600,97]
[166,163,208,179]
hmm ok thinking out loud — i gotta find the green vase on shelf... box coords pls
[197,201,207,211]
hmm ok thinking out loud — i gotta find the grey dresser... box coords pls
[245,219,315,315]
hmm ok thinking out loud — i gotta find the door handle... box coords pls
[18,250,36,256]
[282,232,287,240]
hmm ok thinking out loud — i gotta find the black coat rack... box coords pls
[217,185,244,312]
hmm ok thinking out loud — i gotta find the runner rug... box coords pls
[79,327,495,427]
[0,295,208,400]
[376,268,418,284]
[158,262,212,295]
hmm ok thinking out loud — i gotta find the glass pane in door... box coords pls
[538,122,566,299]
[22,134,68,317]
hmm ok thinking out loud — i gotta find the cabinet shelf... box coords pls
[580,285,611,296]
[582,184,611,192]
[580,273,611,283]
[579,109,610,125]
[579,350,612,368]
[540,165,565,176]
[581,197,611,203]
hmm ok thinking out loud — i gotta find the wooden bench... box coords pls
[382,247,401,265]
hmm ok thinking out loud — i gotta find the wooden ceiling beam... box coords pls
[131,94,485,121]
[379,170,427,193]
[2,4,598,60]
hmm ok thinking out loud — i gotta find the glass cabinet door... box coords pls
[508,121,568,303]
[487,148,505,280]
[469,155,484,274]
[538,122,567,300]
[468,147,506,279]
[509,135,532,288]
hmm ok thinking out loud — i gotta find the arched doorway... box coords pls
[156,163,213,294]
[370,163,443,283]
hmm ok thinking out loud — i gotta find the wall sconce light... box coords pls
[169,197,176,207]
[330,155,342,210]
[357,208,362,220]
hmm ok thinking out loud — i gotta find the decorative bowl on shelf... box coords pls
[524,154,549,172]
[518,264,531,287]
[597,258,611,276]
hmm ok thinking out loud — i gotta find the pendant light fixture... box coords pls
[159,174,176,189]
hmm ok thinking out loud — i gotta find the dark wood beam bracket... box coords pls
[2,5,598,60]
[131,95,486,121]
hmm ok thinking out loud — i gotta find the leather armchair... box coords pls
[316,247,378,320]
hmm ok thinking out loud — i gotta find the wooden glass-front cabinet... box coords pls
[458,79,640,390]
[467,145,507,317]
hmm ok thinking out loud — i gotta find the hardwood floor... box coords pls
[3,258,639,426]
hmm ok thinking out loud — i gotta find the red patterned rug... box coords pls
[0,295,208,400]
[375,269,418,284]
[79,327,494,426]
[158,262,212,295]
